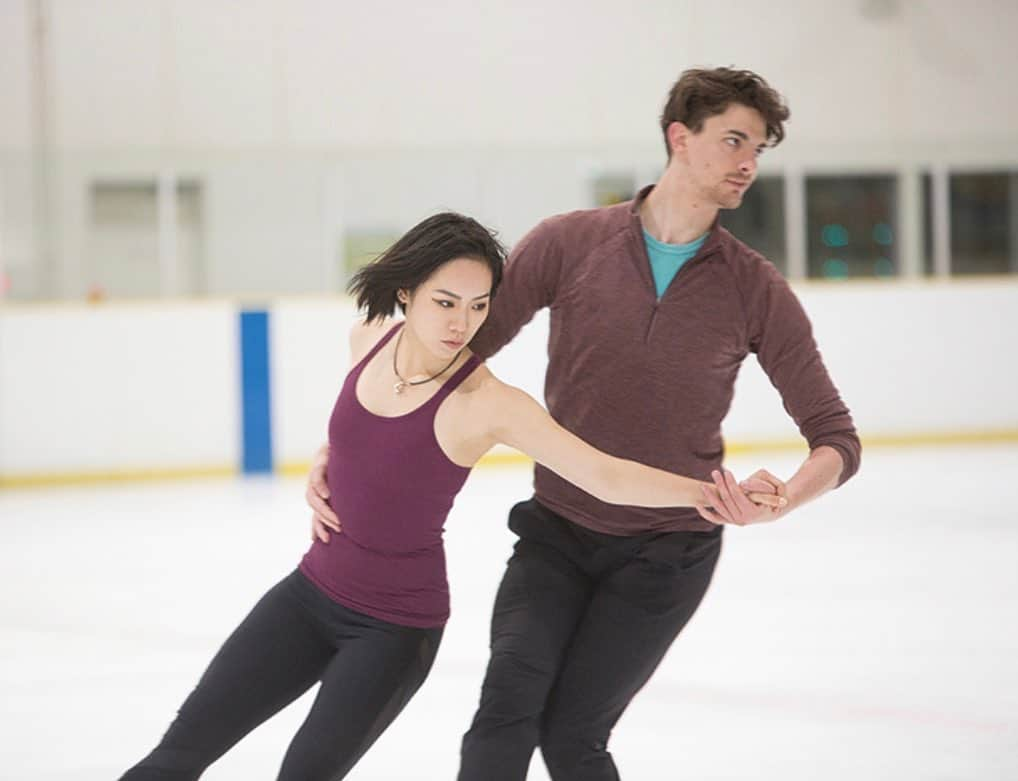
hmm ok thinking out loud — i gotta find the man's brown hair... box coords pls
[660,67,790,158]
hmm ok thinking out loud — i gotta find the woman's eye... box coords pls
[473,303,488,312]
[436,300,454,308]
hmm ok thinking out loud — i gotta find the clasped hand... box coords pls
[697,469,788,526]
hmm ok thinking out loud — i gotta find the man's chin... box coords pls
[718,194,744,210]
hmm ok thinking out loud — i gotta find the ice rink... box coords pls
[3,444,1017,780]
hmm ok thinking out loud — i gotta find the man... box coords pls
[307,67,860,780]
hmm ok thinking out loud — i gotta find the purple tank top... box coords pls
[299,323,481,628]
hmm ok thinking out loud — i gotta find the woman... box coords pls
[120,212,783,780]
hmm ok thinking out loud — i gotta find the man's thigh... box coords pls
[541,528,723,739]
[482,501,594,704]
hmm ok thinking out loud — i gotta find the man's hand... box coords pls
[696,468,788,526]
[307,445,341,543]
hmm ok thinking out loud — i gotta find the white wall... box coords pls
[0,300,239,476]
[2,281,1015,482]
[3,1,1018,301]
[4,1,1018,150]
[2,1,1016,483]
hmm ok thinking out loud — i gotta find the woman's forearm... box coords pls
[594,457,709,507]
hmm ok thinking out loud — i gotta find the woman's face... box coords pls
[401,257,493,357]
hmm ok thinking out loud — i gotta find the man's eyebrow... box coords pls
[726,128,768,148]
[434,289,491,300]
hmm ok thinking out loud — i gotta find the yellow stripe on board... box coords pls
[0,465,236,490]
[281,427,1018,475]
[4,428,1018,490]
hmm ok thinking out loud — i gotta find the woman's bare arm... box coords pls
[479,379,783,510]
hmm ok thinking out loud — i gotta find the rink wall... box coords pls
[1,279,1016,485]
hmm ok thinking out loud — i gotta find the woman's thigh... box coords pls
[277,615,443,781]
[121,572,335,778]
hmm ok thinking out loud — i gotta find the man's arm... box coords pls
[746,260,862,486]
[469,218,565,359]
[696,256,861,527]
[697,445,842,526]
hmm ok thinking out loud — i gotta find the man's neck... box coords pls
[640,167,718,245]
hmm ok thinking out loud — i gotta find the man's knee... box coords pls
[475,649,556,722]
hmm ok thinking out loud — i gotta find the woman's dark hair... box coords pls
[660,67,790,158]
[348,212,506,323]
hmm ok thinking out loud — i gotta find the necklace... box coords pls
[391,329,462,395]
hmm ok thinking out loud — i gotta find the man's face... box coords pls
[671,103,769,210]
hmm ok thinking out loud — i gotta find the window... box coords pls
[806,175,897,279]
[88,179,203,298]
[949,172,1015,275]
[721,176,786,275]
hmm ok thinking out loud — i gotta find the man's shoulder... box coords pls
[529,200,632,247]
[714,226,783,282]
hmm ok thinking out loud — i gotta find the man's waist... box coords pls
[534,467,718,536]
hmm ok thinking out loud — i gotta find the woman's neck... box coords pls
[393,326,463,384]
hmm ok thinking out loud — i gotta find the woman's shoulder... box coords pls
[348,317,399,366]
[453,353,494,395]
[451,359,524,411]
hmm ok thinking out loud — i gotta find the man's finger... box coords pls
[750,469,787,497]
[306,487,341,527]
[740,478,774,494]
[317,511,341,533]
[748,492,787,508]
[312,516,331,544]
[311,473,330,500]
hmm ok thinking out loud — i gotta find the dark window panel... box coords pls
[721,176,787,276]
[950,173,1013,276]
[806,175,898,279]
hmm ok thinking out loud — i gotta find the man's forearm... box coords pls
[783,445,845,514]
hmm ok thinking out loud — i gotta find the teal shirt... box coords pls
[643,229,707,298]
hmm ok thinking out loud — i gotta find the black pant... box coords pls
[459,499,722,781]
[120,570,442,781]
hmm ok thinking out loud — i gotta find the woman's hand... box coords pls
[696,468,788,526]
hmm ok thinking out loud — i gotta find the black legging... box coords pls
[120,570,443,781]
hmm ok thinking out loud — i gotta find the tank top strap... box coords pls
[429,353,482,407]
[351,321,404,375]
